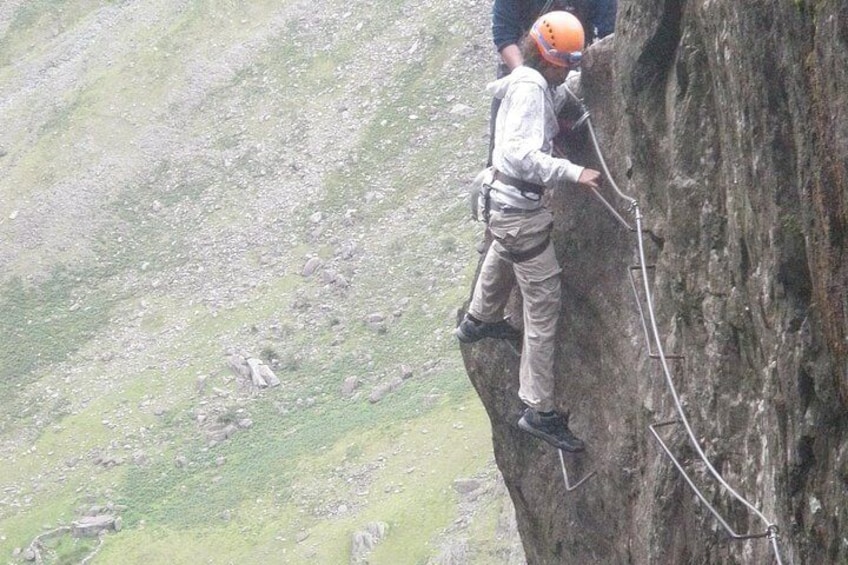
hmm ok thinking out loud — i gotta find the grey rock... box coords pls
[246,357,268,387]
[341,376,360,397]
[258,363,280,387]
[226,354,251,380]
[365,521,387,541]
[452,478,481,494]
[302,256,323,277]
[72,515,115,538]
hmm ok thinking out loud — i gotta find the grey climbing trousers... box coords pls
[468,208,561,413]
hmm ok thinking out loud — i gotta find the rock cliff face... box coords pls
[460,1,847,563]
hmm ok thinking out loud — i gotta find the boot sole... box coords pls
[454,326,520,344]
[454,326,482,343]
[518,418,586,452]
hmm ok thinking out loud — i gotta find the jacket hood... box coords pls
[486,65,547,100]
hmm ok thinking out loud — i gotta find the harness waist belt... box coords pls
[509,236,551,263]
[493,170,545,195]
[489,199,542,215]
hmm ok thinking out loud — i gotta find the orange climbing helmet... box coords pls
[529,10,584,68]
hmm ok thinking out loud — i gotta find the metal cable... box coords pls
[632,208,779,541]
[565,87,783,562]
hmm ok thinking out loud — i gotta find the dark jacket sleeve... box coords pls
[493,1,580,52]
[592,0,617,38]
[492,0,526,52]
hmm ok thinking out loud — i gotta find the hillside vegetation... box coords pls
[0,0,521,563]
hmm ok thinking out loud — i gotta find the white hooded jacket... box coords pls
[486,65,584,209]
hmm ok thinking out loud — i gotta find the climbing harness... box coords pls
[561,85,785,563]
[493,169,545,200]
[509,235,551,263]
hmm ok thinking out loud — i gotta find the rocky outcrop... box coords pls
[460,1,847,563]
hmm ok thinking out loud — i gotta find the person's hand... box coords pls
[500,44,524,70]
[577,168,602,189]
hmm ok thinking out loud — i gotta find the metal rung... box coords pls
[650,353,684,360]
[649,420,778,542]
[558,449,596,492]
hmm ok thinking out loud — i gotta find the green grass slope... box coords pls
[0,0,518,563]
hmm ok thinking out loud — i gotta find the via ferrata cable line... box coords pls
[562,85,784,563]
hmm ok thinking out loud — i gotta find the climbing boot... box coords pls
[454,314,521,344]
[518,408,586,452]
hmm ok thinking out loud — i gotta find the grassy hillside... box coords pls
[0,0,520,563]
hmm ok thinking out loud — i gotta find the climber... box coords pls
[487,0,616,165]
[456,11,602,453]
